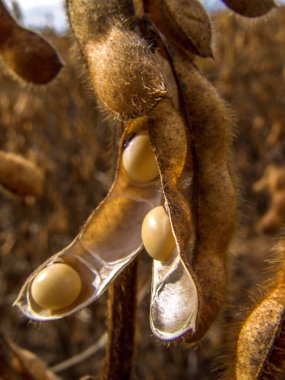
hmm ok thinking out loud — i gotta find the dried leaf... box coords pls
[0,0,63,84]
[0,333,60,380]
[144,0,213,57]
[0,151,44,197]
[221,0,275,18]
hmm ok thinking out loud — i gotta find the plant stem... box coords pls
[101,258,138,380]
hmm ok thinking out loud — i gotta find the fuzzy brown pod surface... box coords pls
[142,0,237,341]
[143,0,213,57]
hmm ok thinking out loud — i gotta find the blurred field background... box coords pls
[1,3,285,380]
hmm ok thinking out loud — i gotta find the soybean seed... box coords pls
[31,263,81,310]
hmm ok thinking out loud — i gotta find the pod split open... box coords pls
[16,0,237,343]
[15,96,200,340]
[15,117,161,320]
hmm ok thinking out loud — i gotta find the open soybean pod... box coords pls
[16,0,201,341]
[15,99,200,340]
[136,99,198,340]
[0,0,63,84]
[145,0,237,341]
[15,117,161,320]
[15,100,200,340]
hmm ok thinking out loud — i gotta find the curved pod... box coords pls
[15,118,161,320]
[146,98,199,340]
[170,52,237,342]
[0,0,63,84]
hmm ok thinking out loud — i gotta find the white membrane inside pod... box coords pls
[150,252,198,340]
[15,179,161,321]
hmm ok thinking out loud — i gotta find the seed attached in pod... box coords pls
[141,206,176,262]
[122,132,159,182]
[31,263,82,310]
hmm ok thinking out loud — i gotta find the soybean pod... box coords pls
[16,0,236,345]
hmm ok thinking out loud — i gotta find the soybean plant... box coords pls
[12,0,285,379]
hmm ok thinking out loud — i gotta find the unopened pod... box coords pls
[0,0,63,84]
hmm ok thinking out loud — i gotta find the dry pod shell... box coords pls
[221,0,275,18]
[145,98,199,340]
[167,49,237,342]
[26,0,200,340]
[0,151,44,197]
[16,0,236,346]
[15,118,161,320]
[0,334,60,380]
[0,0,63,84]
[144,0,213,57]
[15,98,200,341]
[151,253,198,340]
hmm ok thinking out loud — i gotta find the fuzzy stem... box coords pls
[101,258,138,380]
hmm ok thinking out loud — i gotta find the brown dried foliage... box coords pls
[199,8,285,232]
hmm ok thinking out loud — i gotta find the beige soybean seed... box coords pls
[31,263,82,310]
[122,132,159,183]
[141,206,176,262]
